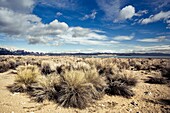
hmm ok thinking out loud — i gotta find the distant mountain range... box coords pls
[0,47,170,56]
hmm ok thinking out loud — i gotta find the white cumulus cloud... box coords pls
[119,5,135,20]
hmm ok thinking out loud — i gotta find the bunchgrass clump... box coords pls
[145,77,168,84]
[105,81,134,98]
[57,70,95,109]
[41,61,57,75]
[0,61,10,73]
[8,65,41,93]
[41,62,52,75]
[105,70,137,98]
[85,69,107,99]
[29,74,60,102]
[114,71,138,86]
[8,59,17,69]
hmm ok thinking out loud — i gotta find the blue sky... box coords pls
[0,0,170,53]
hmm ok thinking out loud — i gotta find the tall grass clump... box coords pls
[85,69,107,99]
[57,70,95,109]
[41,60,58,75]
[0,61,10,73]
[105,70,137,98]
[8,59,17,69]
[114,70,138,86]
[29,74,60,102]
[8,65,41,93]
[145,77,168,84]
[105,81,134,98]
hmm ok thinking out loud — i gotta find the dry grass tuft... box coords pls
[105,81,134,98]
[15,65,41,84]
[85,69,107,99]
[115,70,138,86]
[0,61,10,73]
[8,59,17,69]
[41,61,56,75]
[57,70,95,109]
[145,77,168,84]
[8,65,41,93]
[29,74,60,102]
[105,70,136,98]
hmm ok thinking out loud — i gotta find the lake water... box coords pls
[76,55,170,59]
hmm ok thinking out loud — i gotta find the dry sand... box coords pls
[0,69,170,113]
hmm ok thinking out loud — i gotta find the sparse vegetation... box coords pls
[3,56,169,110]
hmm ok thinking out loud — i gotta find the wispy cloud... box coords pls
[149,0,170,10]
[113,35,134,41]
[81,10,97,20]
[135,10,148,17]
[96,0,120,21]
[0,0,35,13]
[56,12,62,17]
[39,0,77,10]
[137,36,169,42]
[134,45,170,53]
[139,11,170,28]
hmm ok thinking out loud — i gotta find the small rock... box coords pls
[13,92,20,95]
[11,111,14,113]
[144,91,152,95]
[127,108,132,112]
[131,101,138,106]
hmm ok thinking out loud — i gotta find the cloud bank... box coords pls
[0,1,115,46]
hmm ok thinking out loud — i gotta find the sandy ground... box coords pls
[0,70,170,113]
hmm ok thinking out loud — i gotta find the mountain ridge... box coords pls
[0,47,170,56]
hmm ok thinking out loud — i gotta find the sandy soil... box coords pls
[0,69,170,113]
